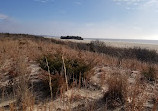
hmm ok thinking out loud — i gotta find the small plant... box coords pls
[142,66,156,81]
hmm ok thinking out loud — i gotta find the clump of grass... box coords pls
[141,66,156,81]
[103,73,127,109]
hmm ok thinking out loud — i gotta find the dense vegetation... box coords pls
[0,33,158,110]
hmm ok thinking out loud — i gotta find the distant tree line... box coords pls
[60,36,83,40]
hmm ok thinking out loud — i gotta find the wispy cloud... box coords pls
[0,13,8,20]
[112,0,158,40]
[113,0,144,4]
[74,1,82,5]
[143,0,158,7]
[113,0,145,10]
[114,0,158,10]
[141,0,158,11]
[34,0,55,3]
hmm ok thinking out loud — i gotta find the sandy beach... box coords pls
[54,38,158,52]
[99,40,158,52]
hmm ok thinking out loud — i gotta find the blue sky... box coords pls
[0,0,158,40]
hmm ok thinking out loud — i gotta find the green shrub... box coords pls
[39,54,63,74]
[39,54,90,85]
[65,59,90,84]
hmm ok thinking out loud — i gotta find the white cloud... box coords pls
[0,13,8,20]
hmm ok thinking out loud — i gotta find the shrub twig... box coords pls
[45,57,53,99]
[62,55,69,91]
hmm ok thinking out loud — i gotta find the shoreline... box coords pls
[52,38,158,52]
[98,40,158,52]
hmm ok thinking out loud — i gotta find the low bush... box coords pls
[132,47,158,63]
[39,54,63,75]
[39,54,90,86]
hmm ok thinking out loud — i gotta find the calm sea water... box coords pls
[85,38,158,45]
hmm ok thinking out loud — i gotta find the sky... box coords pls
[0,0,158,40]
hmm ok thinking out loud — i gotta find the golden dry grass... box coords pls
[0,35,158,110]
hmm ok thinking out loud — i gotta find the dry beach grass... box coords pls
[0,33,158,111]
